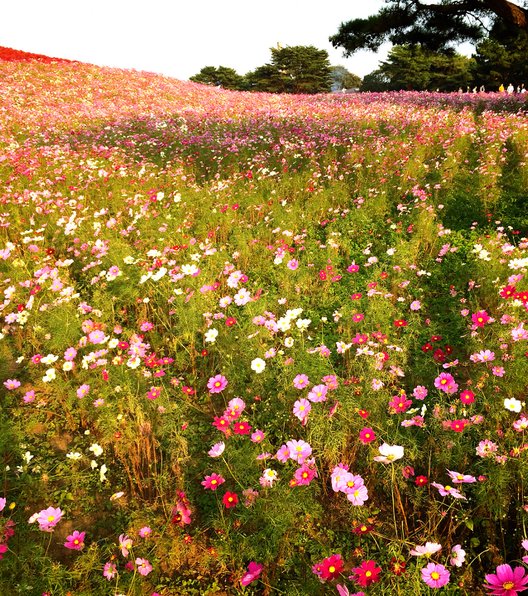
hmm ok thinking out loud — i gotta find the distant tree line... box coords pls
[190,45,359,94]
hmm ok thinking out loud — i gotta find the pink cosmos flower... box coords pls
[476,439,498,457]
[447,470,476,484]
[513,416,528,432]
[307,384,327,402]
[201,473,225,491]
[23,390,36,404]
[77,384,90,398]
[346,483,369,506]
[36,507,63,532]
[337,585,365,596]
[118,533,133,556]
[88,330,106,344]
[64,530,85,550]
[3,379,20,390]
[410,542,442,556]
[138,526,152,538]
[421,562,450,588]
[147,386,161,400]
[484,564,528,595]
[135,557,153,576]
[208,441,225,457]
[240,561,264,586]
[207,374,228,394]
[287,259,299,270]
[286,439,312,464]
[330,464,350,492]
[251,429,265,443]
[294,463,318,486]
[434,372,458,394]
[275,444,290,463]
[293,374,310,389]
[431,482,467,499]
[293,398,311,422]
[103,561,117,580]
[64,347,77,361]
[450,544,466,567]
[413,385,428,400]
[225,397,245,418]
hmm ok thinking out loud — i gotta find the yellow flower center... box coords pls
[431,572,440,580]
[329,566,336,573]
[366,571,372,577]
[503,582,515,590]
[47,515,55,522]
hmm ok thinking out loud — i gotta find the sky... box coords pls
[0,0,391,80]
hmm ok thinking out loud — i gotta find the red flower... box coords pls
[352,523,373,535]
[450,419,467,433]
[212,416,231,434]
[233,421,252,435]
[421,342,433,352]
[499,285,516,299]
[351,559,382,587]
[389,557,406,576]
[460,390,475,404]
[415,475,428,486]
[225,317,237,327]
[433,348,445,362]
[222,492,239,508]
[319,554,344,581]
[393,319,408,327]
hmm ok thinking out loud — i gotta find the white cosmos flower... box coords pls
[504,398,522,413]
[373,443,404,464]
[251,358,266,374]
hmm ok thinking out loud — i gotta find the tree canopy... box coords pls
[246,46,333,94]
[361,45,474,92]
[189,66,246,90]
[330,0,528,55]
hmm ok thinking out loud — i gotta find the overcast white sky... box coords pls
[0,0,390,79]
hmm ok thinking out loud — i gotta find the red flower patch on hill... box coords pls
[0,46,74,64]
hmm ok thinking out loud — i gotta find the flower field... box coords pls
[1,54,528,595]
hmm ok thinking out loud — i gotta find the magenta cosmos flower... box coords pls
[240,561,264,586]
[434,372,458,394]
[64,530,85,550]
[207,374,228,394]
[201,473,225,491]
[484,564,528,595]
[421,562,450,588]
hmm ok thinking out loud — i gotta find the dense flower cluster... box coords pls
[0,53,527,594]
